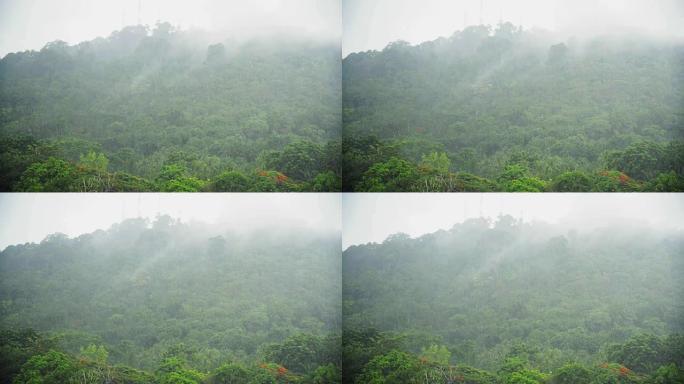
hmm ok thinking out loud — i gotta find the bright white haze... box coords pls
[0,193,341,250]
[0,0,342,57]
[342,194,684,249]
[343,0,684,55]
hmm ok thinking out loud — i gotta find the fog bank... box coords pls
[0,0,341,57]
[343,0,684,55]
[0,193,341,250]
[342,193,684,249]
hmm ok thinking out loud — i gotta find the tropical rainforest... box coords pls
[342,23,684,191]
[4,22,682,192]
[342,217,684,383]
[0,23,342,191]
[0,216,341,383]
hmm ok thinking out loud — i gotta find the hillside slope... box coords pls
[0,23,342,191]
[0,217,341,382]
[342,217,684,382]
[342,24,684,191]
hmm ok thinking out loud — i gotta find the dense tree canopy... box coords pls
[342,23,684,191]
[4,21,681,191]
[0,23,342,191]
[342,217,684,382]
[0,216,341,382]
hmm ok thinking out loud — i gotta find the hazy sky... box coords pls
[342,193,684,249]
[343,0,684,55]
[0,0,341,57]
[0,193,341,250]
[2,193,682,250]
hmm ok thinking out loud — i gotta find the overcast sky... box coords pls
[0,0,341,57]
[2,193,682,251]
[4,1,681,58]
[0,193,341,250]
[343,0,684,55]
[342,193,684,249]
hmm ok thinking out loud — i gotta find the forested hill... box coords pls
[0,217,342,383]
[342,23,684,191]
[0,23,342,192]
[342,217,684,383]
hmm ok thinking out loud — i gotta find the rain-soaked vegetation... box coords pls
[342,216,684,383]
[0,23,342,192]
[0,216,342,383]
[342,23,684,191]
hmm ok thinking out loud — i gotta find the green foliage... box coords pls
[304,363,341,384]
[310,171,342,192]
[503,177,547,192]
[649,364,684,384]
[2,139,157,191]
[343,217,683,382]
[263,141,325,181]
[0,217,341,379]
[504,369,547,384]
[251,170,299,192]
[341,135,398,191]
[551,363,593,384]
[606,334,666,374]
[108,172,155,192]
[497,164,547,192]
[15,158,77,192]
[342,24,684,191]
[78,344,108,364]
[0,24,341,191]
[0,329,56,384]
[341,329,406,384]
[592,171,641,192]
[593,363,644,384]
[111,365,156,383]
[12,350,78,384]
[356,157,418,191]
[419,344,451,366]
[449,172,497,192]
[450,365,500,384]
[210,363,252,384]
[342,134,684,191]
[156,357,205,384]
[498,357,529,377]
[263,334,338,375]
[78,151,109,173]
[645,171,684,192]
[0,136,56,190]
[355,350,421,384]
[211,171,253,192]
[603,142,667,181]
[156,164,206,192]
[551,171,593,192]
[498,164,530,184]
[161,176,205,192]
[419,152,450,174]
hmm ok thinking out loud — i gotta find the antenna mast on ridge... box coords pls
[137,0,142,25]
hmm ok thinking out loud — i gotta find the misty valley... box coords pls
[0,217,342,383]
[342,217,684,383]
[0,23,342,192]
[342,23,684,191]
